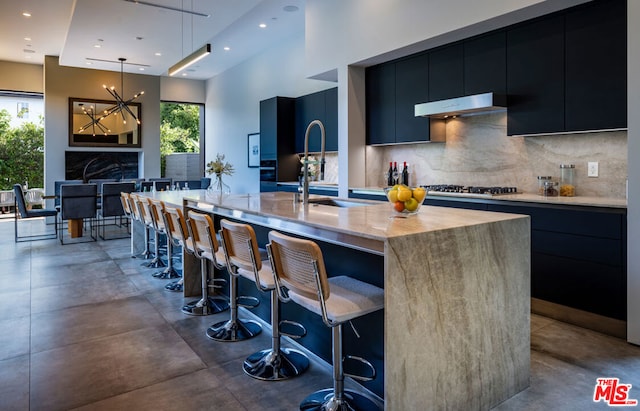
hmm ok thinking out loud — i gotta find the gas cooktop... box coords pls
[421,185,519,198]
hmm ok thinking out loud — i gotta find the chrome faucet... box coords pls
[301,119,326,204]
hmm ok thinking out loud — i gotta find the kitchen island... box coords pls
[142,190,531,410]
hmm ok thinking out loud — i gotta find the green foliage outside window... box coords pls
[160,102,200,176]
[0,109,44,190]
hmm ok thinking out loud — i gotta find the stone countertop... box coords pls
[151,190,528,243]
[350,186,627,209]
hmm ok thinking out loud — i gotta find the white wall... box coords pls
[204,35,335,194]
[627,1,640,344]
[160,77,206,104]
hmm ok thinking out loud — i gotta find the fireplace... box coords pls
[65,151,139,181]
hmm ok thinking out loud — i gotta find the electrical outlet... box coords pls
[588,161,599,177]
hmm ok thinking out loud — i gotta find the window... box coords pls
[17,102,29,119]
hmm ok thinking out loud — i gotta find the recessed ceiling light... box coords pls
[259,23,267,28]
[181,72,188,76]
[94,44,101,48]
[223,46,230,51]
[24,37,31,41]
[283,5,299,12]
[86,62,92,65]
[22,12,31,17]
[139,67,145,71]
[155,52,162,56]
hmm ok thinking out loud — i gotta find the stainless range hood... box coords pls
[414,92,507,119]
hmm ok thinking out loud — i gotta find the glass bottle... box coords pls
[392,162,398,185]
[402,162,409,186]
[559,164,576,197]
[387,162,394,186]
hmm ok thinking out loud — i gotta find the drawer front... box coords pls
[532,252,625,320]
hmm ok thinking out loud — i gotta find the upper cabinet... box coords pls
[365,0,626,141]
[564,0,627,132]
[295,88,338,153]
[506,15,565,136]
[396,54,430,143]
[464,31,506,95]
[428,43,464,101]
[366,55,430,145]
[507,0,627,135]
[366,63,397,145]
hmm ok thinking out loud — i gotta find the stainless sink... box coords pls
[308,198,372,208]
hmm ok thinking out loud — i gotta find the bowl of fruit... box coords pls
[384,184,426,216]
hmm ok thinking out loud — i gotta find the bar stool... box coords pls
[217,219,309,380]
[128,193,153,260]
[139,197,165,269]
[120,192,135,256]
[162,205,188,293]
[205,219,264,342]
[267,230,384,411]
[149,199,180,279]
[174,209,229,316]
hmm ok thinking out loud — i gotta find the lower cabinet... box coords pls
[486,203,627,320]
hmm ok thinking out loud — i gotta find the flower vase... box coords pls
[209,173,230,195]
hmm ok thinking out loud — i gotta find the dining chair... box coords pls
[59,183,98,244]
[13,184,58,242]
[97,182,135,240]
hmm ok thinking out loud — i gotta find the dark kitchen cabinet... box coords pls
[564,0,627,132]
[295,88,338,153]
[415,195,627,321]
[464,31,506,95]
[366,63,396,145]
[506,15,565,136]
[487,202,627,320]
[324,87,338,151]
[428,43,464,101]
[259,97,298,187]
[395,54,430,143]
[366,55,431,145]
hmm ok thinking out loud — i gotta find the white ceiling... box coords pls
[0,0,305,80]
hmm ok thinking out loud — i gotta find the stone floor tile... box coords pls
[70,369,245,411]
[31,295,166,353]
[30,325,206,411]
[0,315,30,361]
[0,355,30,411]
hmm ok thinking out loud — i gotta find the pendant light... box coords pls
[102,57,144,125]
[168,0,210,77]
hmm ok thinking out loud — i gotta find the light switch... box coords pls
[588,162,599,177]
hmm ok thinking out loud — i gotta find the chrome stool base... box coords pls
[165,280,183,292]
[300,389,381,411]
[152,266,180,279]
[243,348,309,381]
[143,257,165,269]
[181,296,229,316]
[206,319,262,342]
[133,249,154,260]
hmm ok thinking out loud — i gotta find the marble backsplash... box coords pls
[366,113,628,198]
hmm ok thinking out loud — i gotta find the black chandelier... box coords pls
[102,57,144,125]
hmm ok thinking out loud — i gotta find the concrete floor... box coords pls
[1,216,640,410]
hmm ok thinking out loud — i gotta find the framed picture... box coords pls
[248,133,260,168]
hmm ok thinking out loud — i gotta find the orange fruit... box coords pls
[394,201,405,212]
